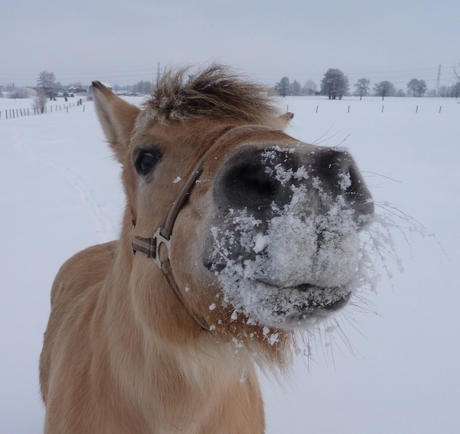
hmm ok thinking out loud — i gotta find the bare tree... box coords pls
[290,79,302,96]
[321,69,349,100]
[303,80,318,95]
[407,79,427,97]
[37,71,57,97]
[417,80,427,97]
[407,79,419,96]
[453,82,460,99]
[275,77,291,97]
[132,80,154,95]
[373,81,396,100]
[33,91,48,114]
[439,85,454,98]
[454,61,460,83]
[354,78,370,100]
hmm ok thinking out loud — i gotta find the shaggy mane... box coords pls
[142,64,281,124]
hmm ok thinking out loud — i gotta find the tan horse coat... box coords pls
[40,65,372,433]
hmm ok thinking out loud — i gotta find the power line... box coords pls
[1,64,455,88]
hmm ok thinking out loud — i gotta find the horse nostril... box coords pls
[214,147,289,211]
[243,171,276,197]
[311,148,374,224]
[203,260,226,272]
[226,163,278,207]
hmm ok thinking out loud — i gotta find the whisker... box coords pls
[361,171,402,183]
[310,123,338,145]
[332,133,351,148]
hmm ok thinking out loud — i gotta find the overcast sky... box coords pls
[3,0,459,90]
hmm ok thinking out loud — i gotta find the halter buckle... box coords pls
[152,227,171,268]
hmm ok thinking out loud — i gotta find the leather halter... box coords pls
[131,125,271,331]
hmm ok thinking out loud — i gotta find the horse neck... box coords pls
[104,207,204,345]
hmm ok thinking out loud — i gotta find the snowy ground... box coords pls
[0,95,459,433]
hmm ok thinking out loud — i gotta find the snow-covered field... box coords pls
[0,95,459,433]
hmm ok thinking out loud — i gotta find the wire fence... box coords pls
[0,100,86,121]
[310,104,447,114]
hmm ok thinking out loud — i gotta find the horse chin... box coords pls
[265,287,352,330]
[215,271,354,331]
[252,281,353,330]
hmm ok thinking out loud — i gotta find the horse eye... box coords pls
[135,149,162,176]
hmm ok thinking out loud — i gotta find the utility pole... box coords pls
[435,64,441,96]
[156,62,161,85]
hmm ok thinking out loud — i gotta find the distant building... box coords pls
[24,87,38,97]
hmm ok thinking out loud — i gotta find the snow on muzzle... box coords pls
[205,143,374,329]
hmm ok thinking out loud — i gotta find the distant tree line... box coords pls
[274,68,460,99]
[439,84,460,98]
[32,71,88,98]
[112,80,154,95]
[274,77,318,97]
[1,71,155,100]
[3,67,459,100]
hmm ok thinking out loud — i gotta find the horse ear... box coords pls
[92,81,141,163]
[270,112,294,131]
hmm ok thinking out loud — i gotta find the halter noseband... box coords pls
[131,125,272,331]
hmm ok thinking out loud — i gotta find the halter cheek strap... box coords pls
[132,162,209,331]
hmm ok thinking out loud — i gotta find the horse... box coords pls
[39,64,374,433]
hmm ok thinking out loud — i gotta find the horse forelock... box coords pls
[138,64,281,128]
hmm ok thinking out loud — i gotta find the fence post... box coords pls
[348,105,350,113]
[415,106,418,113]
[382,105,384,113]
[316,105,319,113]
[439,106,442,113]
